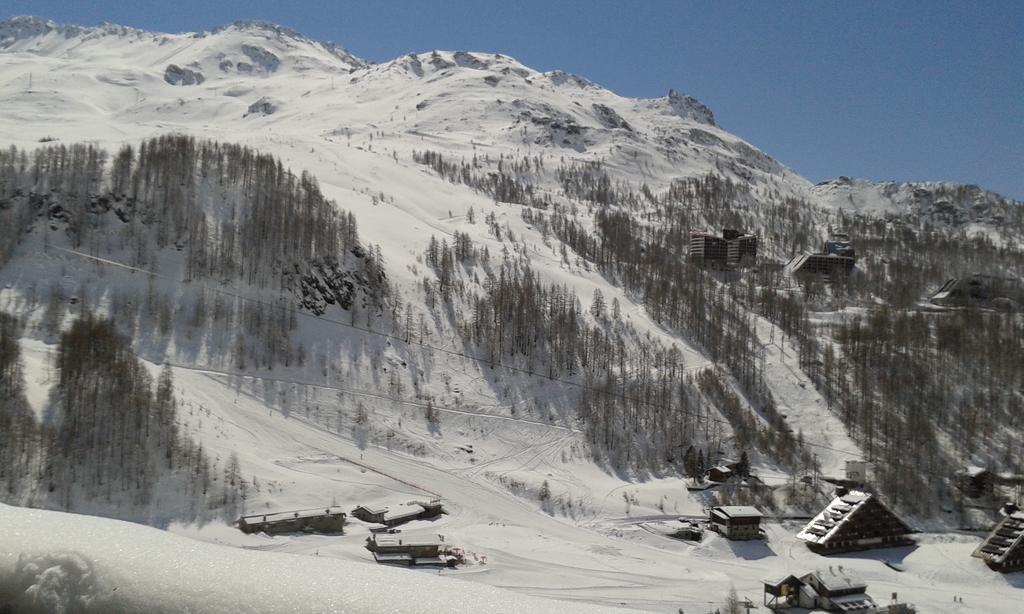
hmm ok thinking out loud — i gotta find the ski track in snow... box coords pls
[0,19,1020,613]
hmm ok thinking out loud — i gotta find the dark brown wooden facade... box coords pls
[709,505,763,540]
[238,507,346,535]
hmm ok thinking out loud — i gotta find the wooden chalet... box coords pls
[763,568,878,612]
[365,532,448,567]
[797,490,914,554]
[238,507,346,535]
[762,573,805,610]
[707,465,734,483]
[974,511,1024,572]
[352,499,444,527]
[709,505,763,540]
[954,466,995,499]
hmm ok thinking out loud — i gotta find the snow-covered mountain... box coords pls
[1,16,1022,614]
[813,176,1016,226]
[0,15,796,189]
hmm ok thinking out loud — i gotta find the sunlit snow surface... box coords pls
[0,503,641,614]
[1,17,1022,614]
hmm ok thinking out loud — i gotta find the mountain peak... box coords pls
[211,20,308,39]
[0,16,367,68]
[206,20,367,68]
[0,15,152,47]
[664,88,716,126]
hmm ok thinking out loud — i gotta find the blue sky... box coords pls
[6,1,1023,199]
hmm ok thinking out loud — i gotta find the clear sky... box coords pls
[6,0,1023,199]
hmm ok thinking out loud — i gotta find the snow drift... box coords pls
[0,504,642,613]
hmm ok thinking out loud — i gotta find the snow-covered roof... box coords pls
[712,506,762,519]
[354,504,389,515]
[383,502,425,521]
[796,491,871,545]
[762,574,802,588]
[240,506,345,524]
[960,465,991,478]
[807,568,867,592]
[371,532,442,548]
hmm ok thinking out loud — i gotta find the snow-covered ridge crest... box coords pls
[0,15,152,47]
[638,88,716,126]
[207,20,367,68]
[812,175,1021,223]
[0,16,721,125]
[0,15,367,71]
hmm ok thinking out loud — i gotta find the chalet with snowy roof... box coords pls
[763,568,878,612]
[954,466,995,499]
[709,505,763,540]
[974,511,1024,572]
[707,465,734,483]
[237,507,346,535]
[797,490,914,554]
[352,499,444,527]
[365,532,448,567]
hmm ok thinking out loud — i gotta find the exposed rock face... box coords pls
[245,97,278,117]
[812,177,1019,225]
[592,103,632,132]
[512,99,587,149]
[291,257,374,315]
[452,51,486,69]
[164,64,204,86]
[241,44,280,72]
[664,89,716,125]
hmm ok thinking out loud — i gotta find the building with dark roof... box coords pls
[797,490,914,554]
[974,511,1024,572]
[238,507,346,535]
[954,466,995,499]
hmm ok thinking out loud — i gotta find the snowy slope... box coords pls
[0,503,642,614]
[812,175,1017,224]
[9,337,1022,614]
[1,15,1022,613]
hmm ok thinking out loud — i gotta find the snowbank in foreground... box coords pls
[0,504,642,614]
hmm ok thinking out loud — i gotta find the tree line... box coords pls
[0,313,242,524]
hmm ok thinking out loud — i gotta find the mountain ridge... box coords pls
[1,15,1015,210]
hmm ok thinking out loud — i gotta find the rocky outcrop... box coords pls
[244,97,278,117]
[164,64,204,86]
